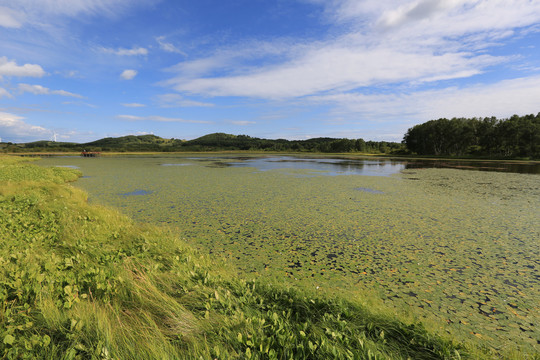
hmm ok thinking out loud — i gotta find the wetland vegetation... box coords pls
[32,154,540,358]
[1,155,496,359]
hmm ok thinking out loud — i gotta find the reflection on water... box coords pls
[211,156,406,177]
[355,187,384,194]
[41,155,540,177]
[208,156,540,176]
[157,156,540,176]
[120,190,152,196]
[404,160,540,174]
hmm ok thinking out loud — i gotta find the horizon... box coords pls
[1,1,540,143]
[2,132,404,145]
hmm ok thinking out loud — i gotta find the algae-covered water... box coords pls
[37,155,540,353]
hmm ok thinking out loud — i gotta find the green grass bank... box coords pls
[0,156,522,359]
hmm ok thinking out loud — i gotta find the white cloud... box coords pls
[18,83,84,98]
[155,93,215,108]
[0,111,51,141]
[0,88,12,98]
[310,75,540,133]
[0,57,45,78]
[156,36,186,55]
[116,114,212,124]
[229,121,256,126]
[103,47,148,56]
[169,44,502,99]
[164,1,540,100]
[164,40,291,79]
[316,0,540,33]
[0,0,155,24]
[62,101,97,108]
[0,6,23,28]
[120,69,137,80]
[122,103,146,107]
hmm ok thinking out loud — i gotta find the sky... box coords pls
[1,0,540,143]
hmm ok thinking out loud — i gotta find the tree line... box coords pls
[181,133,403,153]
[3,113,539,158]
[403,113,540,159]
[1,133,404,154]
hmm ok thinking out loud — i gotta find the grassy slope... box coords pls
[0,156,490,359]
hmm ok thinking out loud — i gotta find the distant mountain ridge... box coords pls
[1,133,402,154]
[2,113,538,158]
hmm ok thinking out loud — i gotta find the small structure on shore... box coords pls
[81,150,101,157]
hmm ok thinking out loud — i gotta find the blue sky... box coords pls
[1,0,540,143]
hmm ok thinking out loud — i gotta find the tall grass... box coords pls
[0,155,508,359]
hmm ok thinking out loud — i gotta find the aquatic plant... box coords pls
[1,155,482,359]
[35,155,540,357]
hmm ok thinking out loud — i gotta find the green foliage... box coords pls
[0,156,481,359]
[403,114,540,158]
[0,158,81,183]
[3,133,404,154]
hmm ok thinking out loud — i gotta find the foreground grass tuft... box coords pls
[0,155,497,359]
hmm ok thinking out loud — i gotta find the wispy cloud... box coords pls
[122,102,146,107]
[0,87,12,98]
[229,121,256,126]
[120,69,138,80]
[18,84,84,98]
[0,6,23,28]
[169,45,503,98]
[308,74,540,141]
[164,39,291,79]
[156,36,186,55]
[155,93,215,108]
[62,101,97,108]
[1,0,154,26]
[163,1,540,100]
[0,57,45,78]
[116,114,212,124]
[102,47,148,56]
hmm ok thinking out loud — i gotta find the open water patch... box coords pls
[120,189,153,196]
[220,156,406,177]
[355,187,384,194]
[160,163,192,166]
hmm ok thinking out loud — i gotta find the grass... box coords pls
[0,155,532,359]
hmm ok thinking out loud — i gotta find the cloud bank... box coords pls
[0,111,51,142]
[164,0,540,102]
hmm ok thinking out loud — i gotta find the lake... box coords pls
[36,155,540,353]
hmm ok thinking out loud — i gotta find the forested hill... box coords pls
[2,113,539,158]
[404,113,540,159]
[1,133,403,154]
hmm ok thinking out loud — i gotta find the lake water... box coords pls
[35,154,540,354]
[36,154,540,176]
[163,156,408,177]
[159,155,540,175]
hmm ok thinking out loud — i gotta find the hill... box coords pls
[1,133,403,154]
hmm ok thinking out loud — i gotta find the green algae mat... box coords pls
[37,155,540,354]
